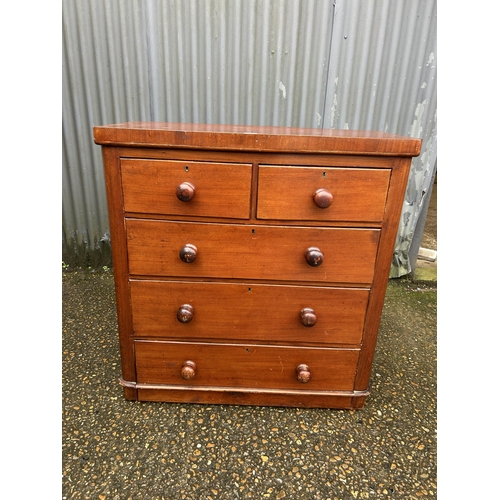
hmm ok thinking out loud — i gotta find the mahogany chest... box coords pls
[93,122,421,409]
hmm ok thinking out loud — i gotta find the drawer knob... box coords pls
[296,364,311,383]
[179,244,198,263]
[181,360,197,380]
[300,308,317,327]
[176,182,196,202]
[313,188,333,208]
[177,304,194,323]
[305,247,324,267]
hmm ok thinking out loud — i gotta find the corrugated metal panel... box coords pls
[141,0,334,125]
[62,0,335,266]
[325,0,437,275]
[62,0,436,275]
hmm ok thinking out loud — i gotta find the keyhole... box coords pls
[251,229,255,234]
[322,171,327,178]
[185,165,189,172]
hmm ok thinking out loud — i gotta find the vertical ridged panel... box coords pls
[325,0,437,275]
[63,0,152,265]
[63,0,334,266]
[62,0,436,276]
[140,0,333,125]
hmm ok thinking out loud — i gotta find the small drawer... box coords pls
[130,280,370,344]
[126,219,380,284]
[135,340,360,391]
[120,159,252,219]
[257,165,390,222]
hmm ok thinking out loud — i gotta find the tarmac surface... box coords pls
[62,269,436,500]
[62,183,437,499]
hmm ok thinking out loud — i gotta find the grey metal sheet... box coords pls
[62,0,436,275]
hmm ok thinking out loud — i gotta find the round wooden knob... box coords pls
[177,304,194,323]
[296,364,311,383]
[181,360,197,380]
[179,244,197,263]
[176,182,195,202]
[300,308,317,327]
[305,247,324,267]
[313,188,333,208]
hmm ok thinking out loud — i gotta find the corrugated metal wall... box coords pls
[324,0,437,276]
[62,0,436,275]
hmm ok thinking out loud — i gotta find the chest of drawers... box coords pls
[93,122,421,409]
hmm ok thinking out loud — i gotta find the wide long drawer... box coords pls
[257,165,390,222]
[135,340,360,391]
[126,220,380,284]
[121,159,252,219]
[130,280,369,344]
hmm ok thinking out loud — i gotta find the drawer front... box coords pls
[130,280,369,344]
[121,159,252,219]
[135,340,359,391]
[257,165,390,222]
[126,219,380,284]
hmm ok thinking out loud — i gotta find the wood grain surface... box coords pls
[95,122,422,408]
[135,340,359,391]
[126,219,380,284]
[257,165,390,222]
[94,122,422,156]
[129,280,369,344]
[121,159,252,219]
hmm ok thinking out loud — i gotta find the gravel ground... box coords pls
[62,270,436,500]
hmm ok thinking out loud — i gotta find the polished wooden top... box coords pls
[93,122,422,157]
